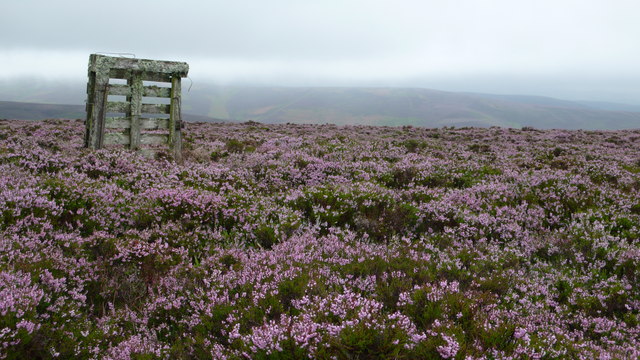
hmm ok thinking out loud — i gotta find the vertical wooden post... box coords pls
[129,73,143,150]
[169,76,183,163]
[86,54,109,149]
[88,76,109,149]
[84,70,96,147]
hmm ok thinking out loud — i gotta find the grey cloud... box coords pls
[1,0,640,104]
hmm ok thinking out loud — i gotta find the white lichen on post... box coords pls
[129,72,143,150]
[169,76,183,163]
[85,54,188,161]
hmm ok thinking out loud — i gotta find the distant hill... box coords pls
[0,101,227,123]
[575,100,640,112]
[465,93,640,112]
[0,101,84,120]
[184,86,640,129]
[2,84,640,129]
[462,93,593,109]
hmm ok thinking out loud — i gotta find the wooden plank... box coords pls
[169,76,183,162]
[105,117,130,129]
[105,117,169,130]
[143,86,171,98]
[108,84,131,96]
[140,133,168,145]
[104,131,130,145]
[108,69,132,80]
[104,132,168,146]
[129,73,143,149]
[106,101,130,113]
[109,69,172,82]
[141,118,170,130]
[142,72,173,83]
[141,104,170,114]
[89,54,189,76]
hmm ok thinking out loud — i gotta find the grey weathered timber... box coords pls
[169,76,183,162]
[110,69,173,83]
[129,72,143,149]
[104,131,130,145]
[108,84,131,96]
[108,85,172,99]
[87,74,109,149]
[103,132,168,146]
[105,117,170,130]
[143,86,171,98]
[141,104,170,114]
[105,117,131,129]
[106,101,130,113]
[88,56,188,76]
[85,54,188,161]
[84,71,96,146]
[140,133,169,145]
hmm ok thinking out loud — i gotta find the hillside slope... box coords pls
[3,86,640,129]
[187,86,640,129]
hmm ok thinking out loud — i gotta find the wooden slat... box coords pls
[108,84,131,96]
[143,86,171,98]
[109,69,173,82]
[104,131,130,145]
[105,117,130,129]
[90,55,189,76]
[141,104,170,114]
[105,117,170,130]
[104,132,168,146]
[108,69,132,80]
[140,133,168,145]
[107,81,173,96]
[142,118,170,130]
[106,101,130,113]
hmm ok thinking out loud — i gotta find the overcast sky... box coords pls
[2,0,640,103]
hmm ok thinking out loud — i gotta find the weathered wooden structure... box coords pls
[85,54,189,161]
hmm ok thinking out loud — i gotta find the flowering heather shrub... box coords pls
[0,118,639,359]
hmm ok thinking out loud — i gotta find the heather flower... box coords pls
[0,120,638,358]
[437,334,460,359]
